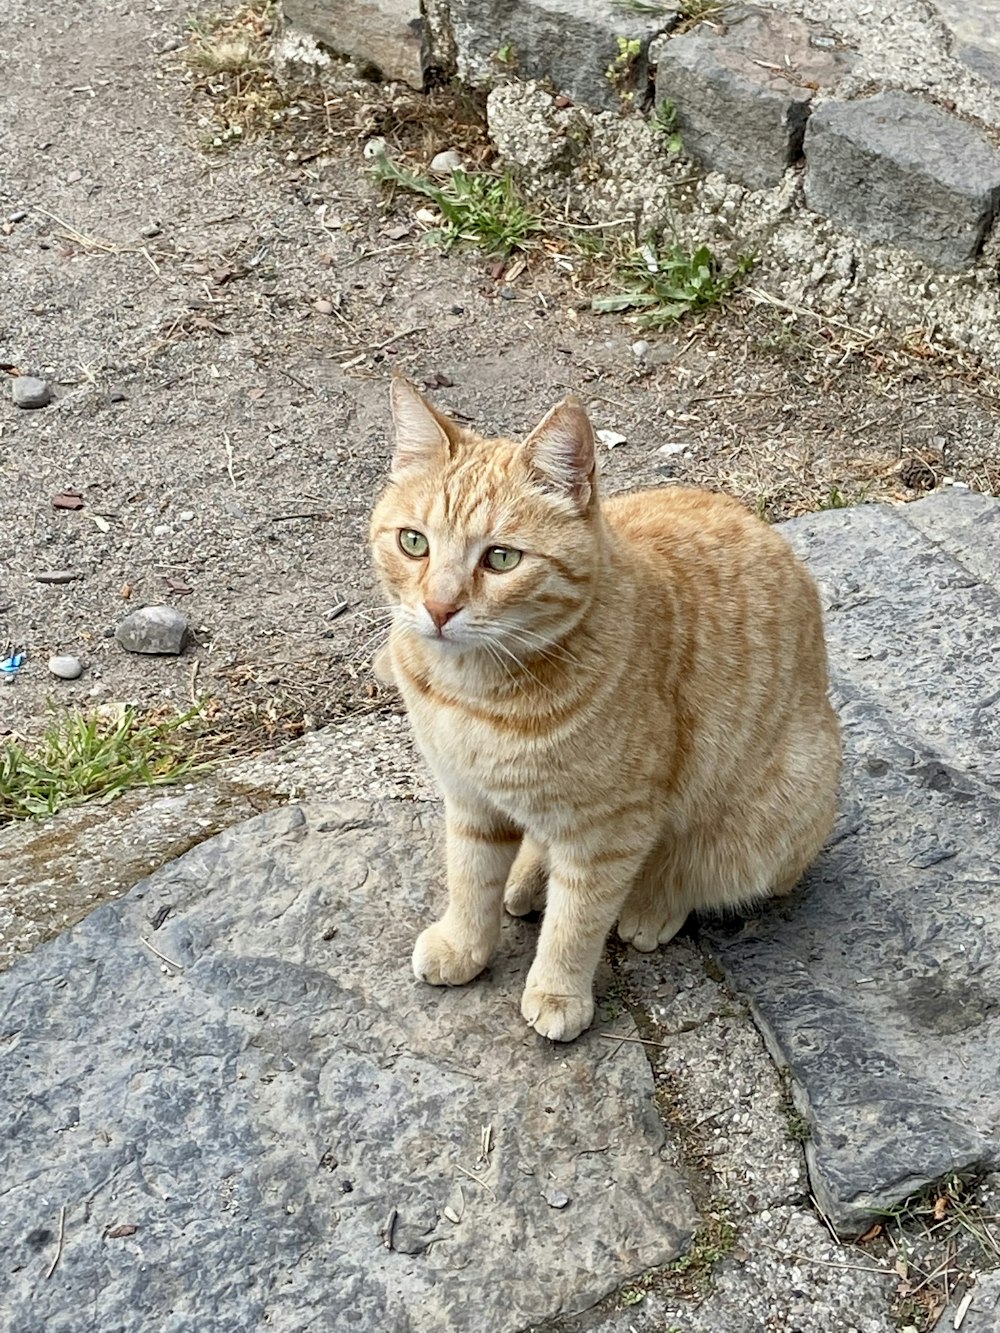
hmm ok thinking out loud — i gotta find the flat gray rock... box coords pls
[0,801,695,1332]
[11,375,51,408]
[703,490,1000,1233]
[115,604,189,654]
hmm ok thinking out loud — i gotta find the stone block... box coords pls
[654,7,850,190]
[280,0,427,88]
[804,92,1000,269]
[932,0,1000,91]
[451,0,672,113]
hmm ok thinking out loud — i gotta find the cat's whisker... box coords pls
[483,635,556,697]
[480,639,522,691]
[491,624,584,672]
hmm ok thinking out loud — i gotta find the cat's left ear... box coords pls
[523,395,596,511]
[389,376,455,477]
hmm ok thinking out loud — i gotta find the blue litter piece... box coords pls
[1,651,25,681]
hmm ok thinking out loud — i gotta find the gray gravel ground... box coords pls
[2,0,1000,1328]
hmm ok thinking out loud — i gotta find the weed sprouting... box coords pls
[651,99,683,153]
[372,154,542,257]
[592,236,753,327]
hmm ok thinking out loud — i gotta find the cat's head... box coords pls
[370,378,602,659]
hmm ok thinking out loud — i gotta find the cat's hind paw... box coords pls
[617,904,688,952]
[503,866,547,917]
[520,981,594,1043]
[503,840,548,916]
[412,921,492,987]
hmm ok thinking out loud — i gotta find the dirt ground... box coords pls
[3,0,999,752]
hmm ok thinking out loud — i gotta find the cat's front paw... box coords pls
[412,920,492,987]
[520,979,594,1042]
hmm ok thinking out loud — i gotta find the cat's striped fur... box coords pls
[370,378,841,1041]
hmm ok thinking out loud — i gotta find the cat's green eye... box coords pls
[483,546,522,572]
[398,529,429,559]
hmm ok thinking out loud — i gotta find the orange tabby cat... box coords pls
[370,378,841,1042]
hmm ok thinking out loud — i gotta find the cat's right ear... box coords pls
[523,396,596,511]
[389,376,452,477]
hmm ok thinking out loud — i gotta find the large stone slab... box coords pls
[703,491,1000,1234]
[654,7,850,190]
[804,92,1000,270]
[0,801,695,1332]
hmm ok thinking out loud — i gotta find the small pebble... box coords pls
[499,286,517,301]
[314,298,334,315]
[596,429,628,450]
[115,605,189,655]
[106,388,128,404]
[543,1188,570,1209]
[48,655,83,681]
[657,442,687,457]
[152,524,171,538]
[159,35,183,52]
[66,169,82,184]
[179,509,195,522]
[450,304,464,315]
[363,137,387,160]
[430,149,462,174]
[9,209,28,223]
[139,222,162,238]
[631,339,651,359]
[12,376,51,409]
[34,569,82,584]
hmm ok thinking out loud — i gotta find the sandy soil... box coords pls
[2,0,998,753]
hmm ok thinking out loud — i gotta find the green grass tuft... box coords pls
[592,237,753,327]
[372,154,542,257]
[0,706,210,824]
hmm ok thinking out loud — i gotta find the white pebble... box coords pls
[430,149,462,174]
[48,655,83,680]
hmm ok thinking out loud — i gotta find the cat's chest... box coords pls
[409,694,565,810]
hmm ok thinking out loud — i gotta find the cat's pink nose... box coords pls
[424,599,461,631]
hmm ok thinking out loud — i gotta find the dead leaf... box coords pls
[105,1224,138,1239]
[52,490,84,510]
[857,1222,883,1243]
[121,583,133,600]
[933,1195,949,1221]
[165,577,193,596]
